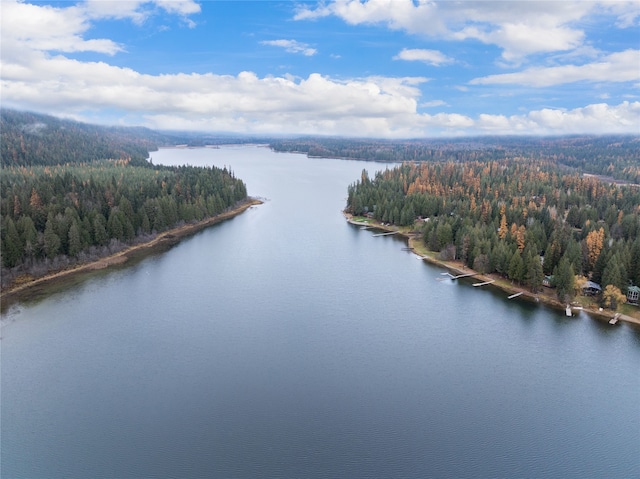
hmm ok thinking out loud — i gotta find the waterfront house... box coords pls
[582,281,602,296]
[627,285,640,304]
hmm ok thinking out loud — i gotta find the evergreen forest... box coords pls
[0,109,248,288]
[346,160,640,306]
[273,136,640,184]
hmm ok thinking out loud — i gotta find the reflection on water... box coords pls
[2,147,639,479]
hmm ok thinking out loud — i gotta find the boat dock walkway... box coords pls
[372,231,397,237]
[473,279,495,287]
[508,292,523,299]
[609,313,620,325]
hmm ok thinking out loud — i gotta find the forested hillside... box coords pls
[0,109,271,167]
[0,110,249,288]
[272,136,640,183]
[346,160,640,306]
[0,109,172,166]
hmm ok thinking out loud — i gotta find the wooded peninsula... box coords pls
[0,109,249,294]
[343,151,640,319]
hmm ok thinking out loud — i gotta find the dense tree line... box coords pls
[0,109,273,168]
[346,160,640,304]
[0,159,247,286]
[0,109,169,167]
[272,136,640,183]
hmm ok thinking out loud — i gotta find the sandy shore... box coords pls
[1,198,263,308]
[346,214,640,327]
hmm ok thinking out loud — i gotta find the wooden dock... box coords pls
[372,231,397,237]
[507,292,523,299]
[609,313,620,325]
[472,279,495,287]
[452,273,475,280]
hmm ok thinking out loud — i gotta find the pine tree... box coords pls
[508,251,524,284]
[44,215,61,259]
[527,254,544,293]
[2,216,23,267]
[68,221,82,257]
[554,256,575,303]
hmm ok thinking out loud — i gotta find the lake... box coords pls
[2,146,639,478]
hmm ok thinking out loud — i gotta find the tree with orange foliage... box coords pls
[586,227,604,269]
[498,214,508,239]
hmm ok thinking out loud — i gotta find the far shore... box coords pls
[345,213,640,327]
[1,198,263,309]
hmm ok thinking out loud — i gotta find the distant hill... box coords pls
[0,109,278,167]
[0,109,183,167]
[272,135,640,183]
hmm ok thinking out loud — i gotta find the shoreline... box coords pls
[345,213,640,327]
[1,198,263,309]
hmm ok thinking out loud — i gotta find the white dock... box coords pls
[507,292,523,299]
[472,279,495,287]
[372,231,397,237]
[452,273,475,280]
[609,313,620,325]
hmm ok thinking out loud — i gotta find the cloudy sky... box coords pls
[1,0,639,137]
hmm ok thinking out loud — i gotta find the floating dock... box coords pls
[472,280,495,287]
[609,313,620,325]
[507,292,523,299]
[452,273,475,280]
[372,231,397,237]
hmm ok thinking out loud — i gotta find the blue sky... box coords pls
[1,0,639,137]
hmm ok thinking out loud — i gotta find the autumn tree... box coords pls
[585,227,604,270]
[498,214,508,239]
[602,285,626,310]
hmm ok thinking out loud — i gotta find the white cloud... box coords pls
[3,41,637,137]
[295,0,637,62]
[2,0,638,138]
[470,50,640,87]
[261,39,317,56]
[0,0,201,55]
[421,100,448,108]
[471,102,640,135]
[393,48,452,66]
[83,0,201,22]
[1,0,122,55]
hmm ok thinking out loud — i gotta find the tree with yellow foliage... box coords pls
[498,214,508,239]
[602,285,626,310]
[586,227,604,269]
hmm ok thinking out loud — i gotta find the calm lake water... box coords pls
[2,146,639,478]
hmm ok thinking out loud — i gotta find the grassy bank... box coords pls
[346,214,640,327]
[1,198,263,310]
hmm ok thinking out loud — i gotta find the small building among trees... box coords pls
[627,285,640,305]
[582,281,602,296]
